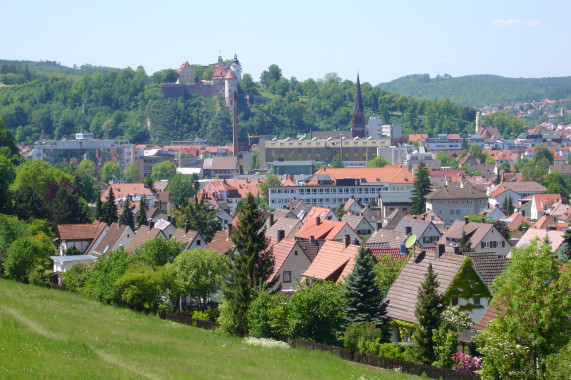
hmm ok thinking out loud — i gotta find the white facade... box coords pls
[367,117,384,138]
[51,255,97,273]
[269,184,412,210]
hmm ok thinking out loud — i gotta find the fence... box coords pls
[290,339,480,380]
[50,284,69,291]
[159,312,218,330]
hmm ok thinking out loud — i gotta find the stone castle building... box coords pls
[161,54,241,106]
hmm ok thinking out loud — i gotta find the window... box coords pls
[473,296,480,305]
[451,297,459,306]
[283,271,292,283]
[196,240,201,246]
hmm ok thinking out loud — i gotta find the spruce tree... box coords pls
[136,195,148,228]
[506,195,514,215]
[120,197,135,230]
[102,187,118,225]
[344,245,389,339]
[221,193,276,336]
[410,161,431,215]
[412,263,445,364]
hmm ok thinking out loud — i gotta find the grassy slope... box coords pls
[0,279,409,380]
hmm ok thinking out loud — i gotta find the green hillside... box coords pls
[377,74,571,107]
[0,279,406,379]
[0,59,119,76]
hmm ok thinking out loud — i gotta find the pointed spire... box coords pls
[353,73,364,115]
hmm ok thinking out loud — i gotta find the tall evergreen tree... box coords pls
[120,197,135,230]
[102,187,118,225]
[410,161,431,215]
[46,185,89,227]
[344,245,388,335]
[136,195,148,228]
[181,193,222,243]
[412,263,445,364]
[506,195,514,215]
[221,193,276,336]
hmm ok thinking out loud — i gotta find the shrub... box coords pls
[63,263,92,292]
[247,290,290,340]
[452,352,481,374]
[192,310,210,321]
[65,246,82,256]
[377,343,406,360]
[343,322,384,352]
[358,339,381,355]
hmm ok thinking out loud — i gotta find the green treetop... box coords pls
[410,161,431,215]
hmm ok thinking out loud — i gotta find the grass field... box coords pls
[0,279,411,379]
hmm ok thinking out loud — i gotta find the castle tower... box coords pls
[351,74,366,138]
[475,111,482,134]
[231,54,242,84]
[225,70,238,106]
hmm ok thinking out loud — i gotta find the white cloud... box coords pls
[493,18,520,27]
[493,18,541,28]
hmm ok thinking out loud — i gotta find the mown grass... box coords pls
[0,279,412,379]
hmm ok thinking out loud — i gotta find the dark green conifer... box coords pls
[136,195,148,228]
[102,187,118,224]
[120,197,135,230]
[410,161,431,215]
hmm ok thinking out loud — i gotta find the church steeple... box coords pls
[351,74,366,138]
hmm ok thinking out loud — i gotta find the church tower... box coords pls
[231,54,242,84]
[351,74,366,138]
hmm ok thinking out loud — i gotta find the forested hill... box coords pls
[377,74,571,107]
[0,60,544,146]
[0,59,119,78]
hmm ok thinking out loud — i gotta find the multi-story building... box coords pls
[261,137,390,169]
[425,186,489,226]
[136,148,175,181]
[269,166,414,210]
[31,138,134,167]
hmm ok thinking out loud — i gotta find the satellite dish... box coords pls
[405,234,417,249]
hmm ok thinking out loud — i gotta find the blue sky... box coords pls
[1,0,569,85]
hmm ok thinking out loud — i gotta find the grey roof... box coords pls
[384,209,405,230]
[365,229,408,248]
[425,187,487,200]
[202,156,238,170]
[394,218,441,239]
[379,191,412,205]
[50,255,97,263]
[341,214,373,232]
[465,251,509,287]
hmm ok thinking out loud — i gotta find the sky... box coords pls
[1,0,570,85]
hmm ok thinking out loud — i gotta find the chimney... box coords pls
[227,224,233,239]
[149,221,155,230]
[315,216,321,226]
[464,217,469,224]
[185,222,191,234]
[277,229,285,244]
[344,234,351,249]
[437,243,445,258]
[376,221,383,232]
[413,215,417,220]
[309,235,316,244]
[453,246,460,255]
[405,226,412,235]
[481,217,485,223]
[267,213,274,229]
[167,216,172,223]
[118,219,122,227]
[171,217,176,226]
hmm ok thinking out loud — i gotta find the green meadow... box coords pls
[0,279,411,379]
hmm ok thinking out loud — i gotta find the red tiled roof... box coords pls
[532,215,562,231]
[56,221,107,241]
[203,230,234,255]
[102,183,155,202]
[178,61,190,73]
[302,241,359,282]
[532,193,561,213]
[294,219,352,240]
[306,166,414,185]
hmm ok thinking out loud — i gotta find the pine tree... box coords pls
[136,195,148,228]
[410,161,431,215]
[221,193,276,336]
[344,245,388,333]
[458,231,472,254]
[182,193,222,243]
[102,187,118,225]
[493,220,510,241]
[120,197,135,230]
[412,263,445,364]
[506,195,514,215]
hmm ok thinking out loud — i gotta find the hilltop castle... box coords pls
[161,54,241,106]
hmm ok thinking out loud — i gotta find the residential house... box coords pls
[102,183,157,208]
[487,181,546,208]
[437,219,512,256]
[266,217,304,239]
[500,212,531,232]
[342,214,375,237]
[383,249,491,342]
[56,221,108,255]
[549,165,571,178]
[203,227,235,255]
[429,170,465,188]
[405,211,446,232]
[304,206,338,222]
[294,217,362,244]
[125,222,168,252]
[378,191,412,219]
[382,209,405,229]
[394,218,442,248]
[137,148,175,181]
[531,214,563,231]
[425,187,488,226]
[302,239,359,283]
[50,255,97,273]
[365,229,409,249]
[90,222,135,257]
[202,156,240,179]
[153,218,178,239]
[343,197,364,215]
[170,225,205,250]
[530,193,562,220]
[267,234,312,291]
[480,205,507,221]
[512,228,567,257]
